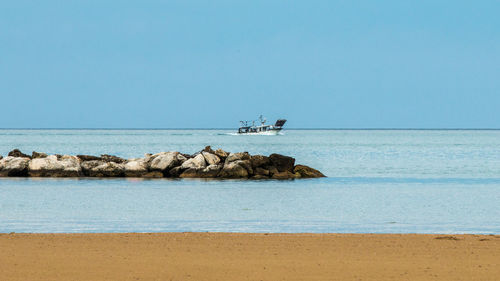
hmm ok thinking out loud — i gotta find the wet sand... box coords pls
[1,233,499,281]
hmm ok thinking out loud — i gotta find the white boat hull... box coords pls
[236,129,282,135]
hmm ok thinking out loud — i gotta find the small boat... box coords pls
[237,115,286,135]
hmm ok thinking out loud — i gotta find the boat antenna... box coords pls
[259,115,266,125]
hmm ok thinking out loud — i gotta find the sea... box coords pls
[1,129,499,234]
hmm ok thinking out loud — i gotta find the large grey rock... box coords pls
[124,158,149,177]
[0,156,30,176]
[94,162,125,177]
[202,146,215,154]
[269,153,295,172]
[149,152,186,172]
[237,159,253,175]
[254,167,270,176]
[250,155,270,168]
[214,148,229,160]
[218,160,249,178]
[267,165,279,175]
[202,152,220,165]
[168,166,184,178]
[203,164,223,177]
[271,171,298,180]
[81,160,124,177]
[179,168,200,178]
[28,155,82,177]
[225,152,250,163]
[81,160,103,175]
[78,154,125,163]
[180,164,222,178]
[32,151,48,159]
[8,149,31,159]
[181,154,206,169]
[100,154,126,163]
[77,155,101,161]
[293,165,326,178]
[252,166,270,179]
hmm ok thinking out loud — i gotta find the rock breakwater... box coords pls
[0,147,325,179]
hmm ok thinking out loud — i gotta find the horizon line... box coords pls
[2,128,500,131]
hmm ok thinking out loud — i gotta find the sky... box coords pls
[1,0,499,128]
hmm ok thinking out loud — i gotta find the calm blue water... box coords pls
[1,129,499,234]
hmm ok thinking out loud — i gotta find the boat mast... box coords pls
[259,115,266,125]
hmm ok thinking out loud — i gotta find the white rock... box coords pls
[225,152,250,163]
[28,155,81,177]
[89,162,125,177]
[179,164,222,178]
[181,154,207,169]
[149,152,186,171]
[0,156,30,176]
[218,160,249,178]
[202,152,220,165]
[124,158,148,177]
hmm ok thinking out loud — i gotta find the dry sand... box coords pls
[1,233,499,281]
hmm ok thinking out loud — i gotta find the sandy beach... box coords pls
[1,233,499,281]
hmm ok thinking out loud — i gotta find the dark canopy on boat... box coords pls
[275,119,287,127]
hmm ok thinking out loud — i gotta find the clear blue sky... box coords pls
[1,0,499,128]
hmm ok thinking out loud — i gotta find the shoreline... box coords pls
[1,232,499,281]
